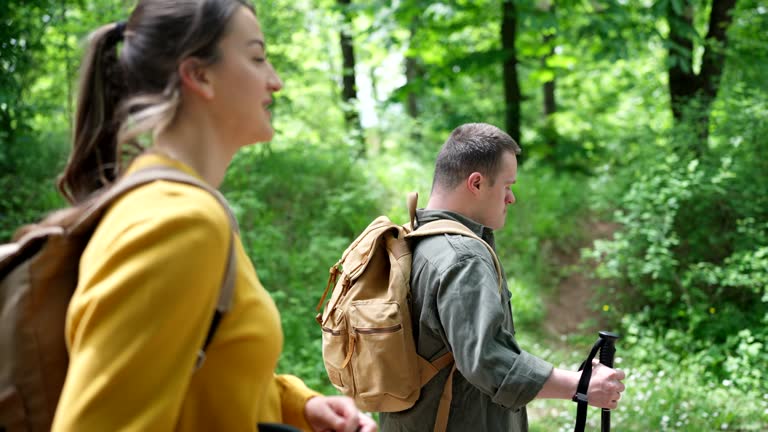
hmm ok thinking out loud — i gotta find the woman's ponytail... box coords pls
[57,0,253,205]
[57,22,127,205]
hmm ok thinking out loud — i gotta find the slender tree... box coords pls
[501,0,521,148]
[542,42,556,117]
[337,0,364,156]
[666,0,737,146]
[540,1,558,164]
[404,16,425,120]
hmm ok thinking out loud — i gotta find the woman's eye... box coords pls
[252,57,266,63]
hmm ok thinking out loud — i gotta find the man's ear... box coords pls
[466,172,484,195]
[178,57,214,99]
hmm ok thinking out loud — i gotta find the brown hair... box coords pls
[58,0,254,205]
[431,123,521,191]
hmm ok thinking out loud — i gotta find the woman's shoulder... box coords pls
[109,179,232,233]
[86,179,234,258]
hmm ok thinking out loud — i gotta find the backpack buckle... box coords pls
[195,350,206,370]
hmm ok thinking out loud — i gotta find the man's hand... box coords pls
[587,361,626,410]
[305,395,378,432]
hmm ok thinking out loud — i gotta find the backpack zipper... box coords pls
[321,326,342,336]
[354,324,402,334]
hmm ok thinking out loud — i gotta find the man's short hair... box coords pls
[432,123,521,191]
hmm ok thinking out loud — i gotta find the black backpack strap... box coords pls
[573,337,606,432]
[195,227,237,370]
[258,424,301,432]
[68,166,239,371]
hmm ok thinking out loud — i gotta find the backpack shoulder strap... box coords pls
[72,166,238,370]
[405,192,504,294]
[70,166,239,235]
[406,219,504,295]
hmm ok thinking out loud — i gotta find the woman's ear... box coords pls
[178,58,214,99]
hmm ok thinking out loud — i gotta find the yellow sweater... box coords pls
[52,154,319,431]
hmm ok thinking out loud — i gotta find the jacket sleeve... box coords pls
[436,254,553,410]
[276,374,322,430]
[52,192,230,431]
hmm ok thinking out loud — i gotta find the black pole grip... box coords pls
[598,331,618,367]
[598,331,620,432]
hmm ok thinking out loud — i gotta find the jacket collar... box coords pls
[415,208,497,251]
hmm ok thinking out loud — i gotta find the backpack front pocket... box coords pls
[321,312,354,392]
[348,301,420,400]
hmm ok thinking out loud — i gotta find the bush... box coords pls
[497,164,592,328]
[0,131,68,241]
[527,317,768,431]
[223,144,386,393]
[580,88,768,429]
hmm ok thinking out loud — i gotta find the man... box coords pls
[379,123,625,432]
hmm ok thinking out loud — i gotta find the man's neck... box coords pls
[426,189,475,220]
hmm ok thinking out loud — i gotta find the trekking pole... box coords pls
[573,330,620,432]
[598,331,620,432]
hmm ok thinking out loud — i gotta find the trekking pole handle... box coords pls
[598,331,620,432]
[598,331,619,367]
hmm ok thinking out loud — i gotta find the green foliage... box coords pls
[3,0,767,428]
[0,0,126,240]
[529,320,768,431]
[223,144,385,392]
[0,133,68,241]
[584,89,768,431]
[497,165,591,327]
[0,1,65,239]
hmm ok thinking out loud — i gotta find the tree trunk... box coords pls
[540,2,557,118]
[541,13,558,166]
[542,38,556,117]
[62,0,73,130]
[699,0,737,107]
[337,0,364,156]
[501,0,521,148]
[666,0,697,122]
[666,0,736,147]
[543,77,556,117]
[405,17,423,119]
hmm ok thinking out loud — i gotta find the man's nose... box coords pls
[507,191,516,205]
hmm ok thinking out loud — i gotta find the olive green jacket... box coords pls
[379,209,553,432]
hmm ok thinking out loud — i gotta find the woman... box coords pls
[52,1,376,431]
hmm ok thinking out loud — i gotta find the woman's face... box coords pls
[206,6,283,147]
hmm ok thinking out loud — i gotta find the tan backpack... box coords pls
[0,167,238,432]
[316,193,502,431]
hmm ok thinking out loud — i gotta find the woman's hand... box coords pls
[305,396,377,432]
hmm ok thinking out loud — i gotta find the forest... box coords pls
[1,0,766,430]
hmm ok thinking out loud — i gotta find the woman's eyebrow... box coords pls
[246,38,265,49]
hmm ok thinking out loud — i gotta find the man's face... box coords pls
[476,151,517,230]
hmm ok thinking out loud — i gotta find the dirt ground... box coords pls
[541,220,620,340]
[528,220,620,423]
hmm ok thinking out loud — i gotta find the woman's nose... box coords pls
[269,63,283,92]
